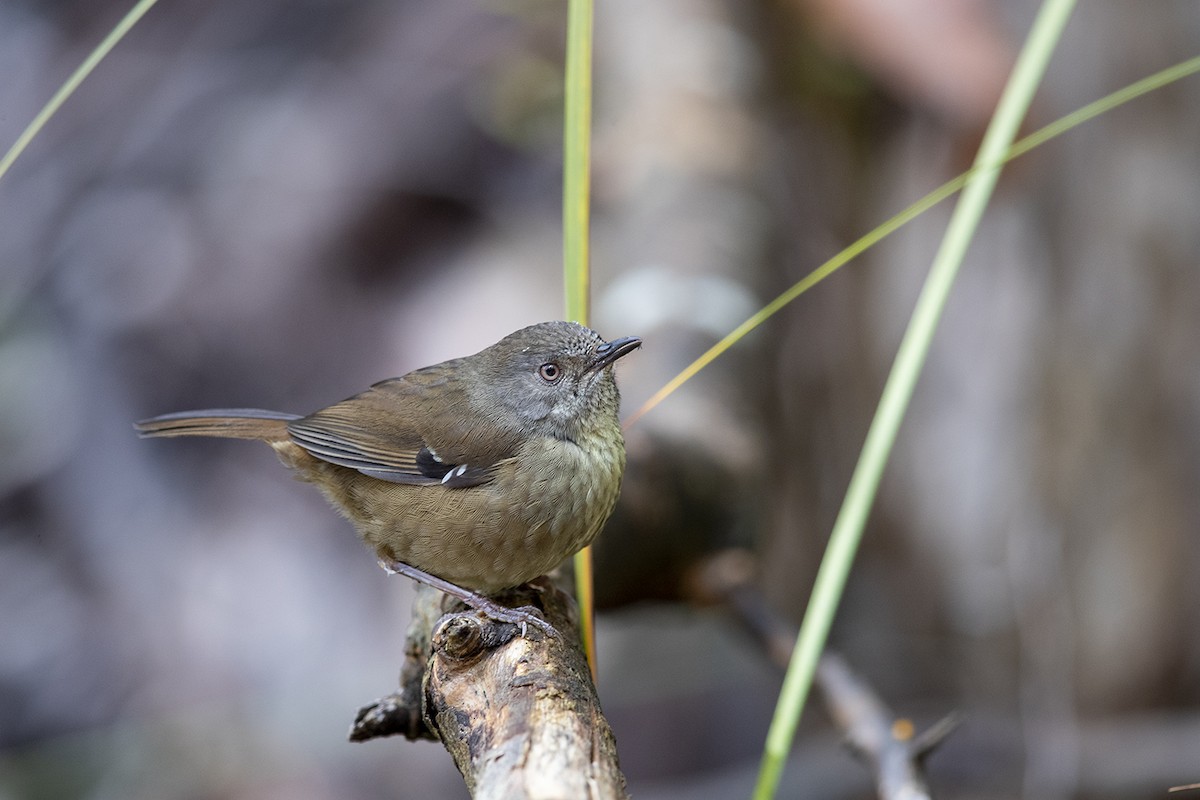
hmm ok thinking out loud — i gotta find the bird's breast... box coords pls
[323,430,626,592]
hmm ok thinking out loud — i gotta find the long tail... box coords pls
[134,408,301,441]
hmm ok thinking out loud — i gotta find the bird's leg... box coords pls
[380,560,557,638]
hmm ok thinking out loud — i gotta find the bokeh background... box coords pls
[3,1,1199,798]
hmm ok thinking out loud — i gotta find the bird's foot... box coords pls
[464,599,556,638]
[379,559,557,638]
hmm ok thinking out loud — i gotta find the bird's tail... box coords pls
[135,408,301,441]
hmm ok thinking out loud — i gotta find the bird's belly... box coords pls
[341,436,624,593]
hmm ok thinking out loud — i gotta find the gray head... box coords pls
[468,321,640,440]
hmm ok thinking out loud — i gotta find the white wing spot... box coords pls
[429,447,443,463]
[441,464,468,485]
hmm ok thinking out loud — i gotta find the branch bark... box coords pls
[817,653,959,800]
[351,579,628,800]
[688,549,958,800]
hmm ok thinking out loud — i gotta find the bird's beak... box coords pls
[588,336,641,373]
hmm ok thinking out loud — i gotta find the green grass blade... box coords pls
[1006,53,1200,161]
[562,0,598,675]
[0,0,161,184]
[625,53,1200,430]
[751,1,1077,797]
[563,0,593,324]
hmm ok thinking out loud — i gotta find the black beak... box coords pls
[589,335,641,372]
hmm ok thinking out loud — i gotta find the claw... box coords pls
[381,559,558,638]
[475,602,556,638]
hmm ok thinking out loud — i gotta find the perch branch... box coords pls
[351,579,628,799]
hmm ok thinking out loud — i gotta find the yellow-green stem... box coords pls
[626,50,1200,432]
[563,0,597,677]
[0,0,161,184]
[752,0,1076,797]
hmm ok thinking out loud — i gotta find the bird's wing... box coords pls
[286,365,520,487]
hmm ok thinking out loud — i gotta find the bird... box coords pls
[136,321,640,635]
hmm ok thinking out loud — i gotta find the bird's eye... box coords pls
[538,362,562,383]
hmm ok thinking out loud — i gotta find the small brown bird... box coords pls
[136,321,640,635]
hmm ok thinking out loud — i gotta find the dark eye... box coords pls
[538,362,561,383]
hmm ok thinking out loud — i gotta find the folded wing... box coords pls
[286,366,519,488]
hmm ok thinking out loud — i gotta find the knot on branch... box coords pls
[433,612,528,664]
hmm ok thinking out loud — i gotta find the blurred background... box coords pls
[2,1,1199,797]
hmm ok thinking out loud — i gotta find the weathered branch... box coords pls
[350,585,444,742]
[351,579,628,800]
[817,653,959,800]
[687,549,958,799]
